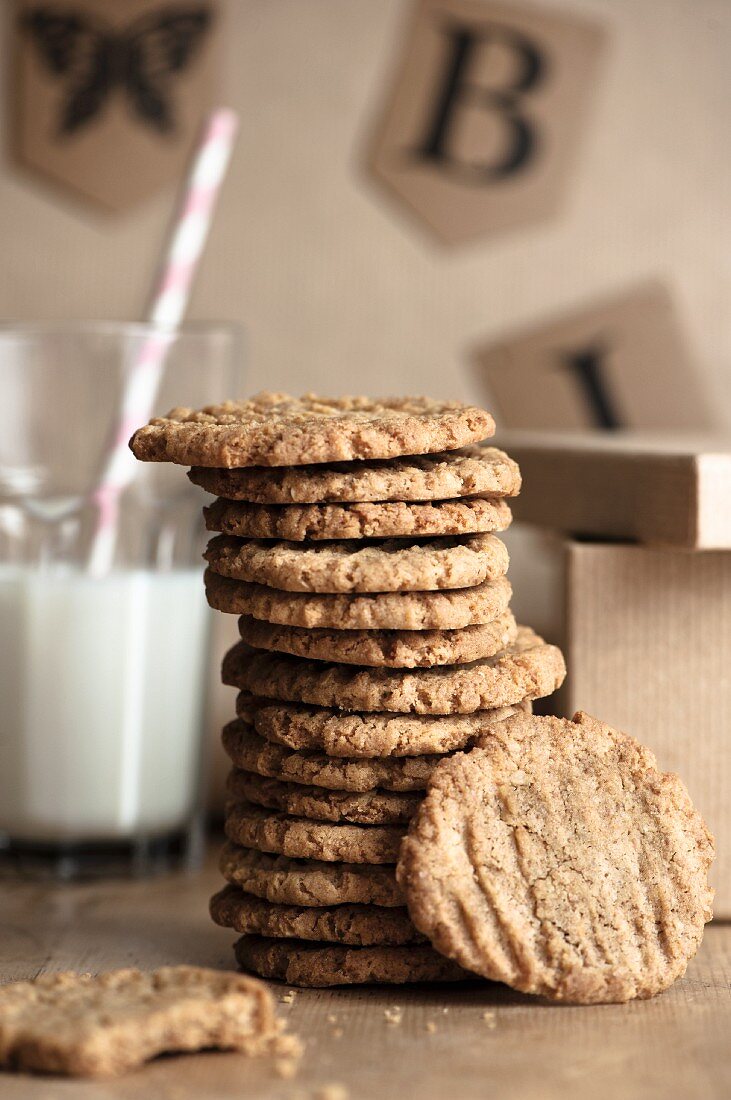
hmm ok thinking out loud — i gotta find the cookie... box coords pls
[222,722,442,792]
[205,533,508,593]
[238,694,530,758]
[234,935,472,987]
[206,570,513,630]
[130,392,495,467]
[223,628,566,714]
[398,712,715,1004]
[210,885,422,946]
[189,445,520,503]
[237,610,517,668]
[225,801,403,863]
[0,966,276,1077]
[227,769,420,825]
[204,497,512,542]
[220,842,405,907]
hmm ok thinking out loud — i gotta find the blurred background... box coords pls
[1,0,729,417]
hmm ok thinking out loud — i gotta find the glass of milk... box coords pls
[0,322,243,878]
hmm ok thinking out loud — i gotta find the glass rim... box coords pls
[0,320,243,341]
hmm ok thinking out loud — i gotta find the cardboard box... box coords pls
[503,431,731,548]
[556,538,731,916]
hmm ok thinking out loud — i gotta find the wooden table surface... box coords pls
[1,842,729,1100]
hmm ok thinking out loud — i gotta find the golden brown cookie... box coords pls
[189,445,520,503]
[220,843,405,907]
[226,769,420,825]
[223,628,566,714]
[206,570,513,630]
[237,611,517,668]
[221,722,443,791]
[204,497,512,541]
[234,935,473,987]
[210,885,422,946]
[237,693,530,758]
[0,967,276,1077]
[130,392,494,467]
[398,712,715,1004]
[205,533,509,594]
[225,801,403,863]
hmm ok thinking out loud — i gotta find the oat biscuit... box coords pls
[237,611,517,668]
[227,769,419,825]
[234,936,472,987]
[398,712,715,1004]
[204,497,512,542]
[222,722,442,791]
[205,533,508,593]
[225,801,403,864]
[220,843,405,907]
[238,694,530,758]
[0,966,276,1077]
[224,628,566,714]
[210,885,422,946]
[189,445,520,503]
[130,393,494,467]
[206,571,512,630]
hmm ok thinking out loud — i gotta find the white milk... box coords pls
[0,568,208,842]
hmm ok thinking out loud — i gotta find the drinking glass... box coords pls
[0,322,243,878]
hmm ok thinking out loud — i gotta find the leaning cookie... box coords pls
[189,445,520,503]
[397,712,715,1004]
[234,935,474,987]
[130,392,495,467]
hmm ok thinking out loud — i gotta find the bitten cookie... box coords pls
[0,967,276,1077]
[220,843,405,907]
[222,722,444,791]
[397,712,715,1004]
[223,628,566,714]
[130,392,494,467]
[206,571,512,630]
[210,885,422,945]
[234,936,472,987]
[189,445,520,503]
[238,693,530,758]
[237,610,517,668]
[205,533,509,594]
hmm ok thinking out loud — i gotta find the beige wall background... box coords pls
[0,0,729,420]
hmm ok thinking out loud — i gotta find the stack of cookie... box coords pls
[131,393,566,988]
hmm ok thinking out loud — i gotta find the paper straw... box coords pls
[88,108,239,576]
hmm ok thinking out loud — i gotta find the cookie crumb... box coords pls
[316,1084,349,1100]
[331,1027,343,1039]
[482,1010,497,1029]
[384,1005,403,1026]
[326,1014,338,1024]
[280,989,297,1004]
[425,1021,437,1034]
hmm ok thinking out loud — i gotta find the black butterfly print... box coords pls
[23,5,213,136]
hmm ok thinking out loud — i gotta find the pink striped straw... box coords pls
[88,108,239,576]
